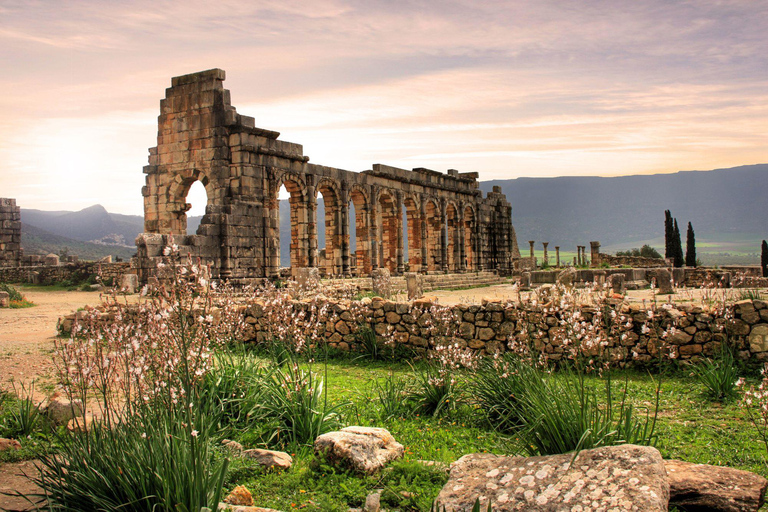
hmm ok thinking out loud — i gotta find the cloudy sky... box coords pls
[1,0,766,215]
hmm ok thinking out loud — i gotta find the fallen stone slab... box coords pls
[436,444,668,511]
[314,426,404,474]
[665,459,768,512]
[240,448,292,470]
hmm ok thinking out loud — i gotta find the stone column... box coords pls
[528,240,535,269]
[307,182,317,268]
[440,200,448,273]
[395,192,404,275]
[542,242,549,266]
[555,246,560,267]
[340,190,350,276]
[420,200,428,273]
[369,189,379,271]
[590,241,601,268]
[458,207,467,272]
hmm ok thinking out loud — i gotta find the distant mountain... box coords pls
[22,204,144,245]
[21,223,136,261]
[19,164,767,265]
[480,164,768,264]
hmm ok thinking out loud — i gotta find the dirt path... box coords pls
[0,287,105,511]
[0,287,103,395]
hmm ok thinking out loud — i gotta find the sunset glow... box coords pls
[1,0,766,214]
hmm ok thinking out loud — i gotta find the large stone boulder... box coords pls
[314,426,404,474]
[665,459,768,512]
[435,444,668,511]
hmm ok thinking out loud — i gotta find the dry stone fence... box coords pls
[133,69,521,285]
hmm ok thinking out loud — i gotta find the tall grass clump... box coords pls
[33,244,245,511]
[691,343,739,401]
[1,381,42,438]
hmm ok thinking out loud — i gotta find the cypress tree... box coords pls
[673,219,684,267]
[664,210,673,258]
[762,240,768,278]
[685,222,696,267]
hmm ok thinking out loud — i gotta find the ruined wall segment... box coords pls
[135,69,520,283]
[0,198,22,268]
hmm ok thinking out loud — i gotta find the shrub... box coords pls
[36,247,244,510]
[471,354,546,432]
[252,361,345,447]
[0,283,23,302]
[1,381,42,438]
[408,363,462,418]
[513,369,659,456]
[372,372,412,421]
[691,344,739,401]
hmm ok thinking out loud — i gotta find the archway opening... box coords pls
[277,178,308,275]
[378,191,398,273]
[182,179,209,235]
[316,182,340,277]
[350,189,369,275]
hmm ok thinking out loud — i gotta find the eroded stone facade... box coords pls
[134,69,520,283]
[0,198,22,268]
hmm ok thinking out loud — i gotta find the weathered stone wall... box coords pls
[0,198,22,268]
[240,296,768,365]
[0,262,132,286]
[598,253,668,268]
[135,69,520,284]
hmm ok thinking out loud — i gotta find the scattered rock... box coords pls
[666,459,768,512]
[436,444,668,511]
[217,505,283,512]
[221,439,244,453]
[0,291,9,308]
[314,426,404,474]
[224,485,254,507]
[364,490,381,512]
[41,392,84,426]
[556,268,577,287]
[0,438,21,451]
[241,448,292,470]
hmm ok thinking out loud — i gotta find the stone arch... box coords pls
[274,172,310,275]
[166,169,213,235]
[316,177,343,276]
[446,201,460,272]
[377,189,399,273]
[463,204,476,271]
[424,198,441,272]
[349,184,371,275]
[402,194,422,272]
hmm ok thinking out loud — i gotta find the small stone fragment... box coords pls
[240,448,292,470]
[224,485,254,507]
[0,438,22,451]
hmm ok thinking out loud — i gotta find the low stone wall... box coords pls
[240,296,768,365]
[0,262,133,286]
[598,253,667,268]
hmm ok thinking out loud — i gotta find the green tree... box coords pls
[664,210,673,258]
[762,240,767,278]
[640,244,662,259]
[685,222,696,267]
[672,219,684,267]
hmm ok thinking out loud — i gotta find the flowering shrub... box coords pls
[35,248,245,511]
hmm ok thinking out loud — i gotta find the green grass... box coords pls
[210,355,768,510]
[8,346,768,510]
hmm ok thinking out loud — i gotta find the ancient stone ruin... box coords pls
[0,198,22,268]
[133,69,520,284]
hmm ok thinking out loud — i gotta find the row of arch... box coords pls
[270,173,480,277]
